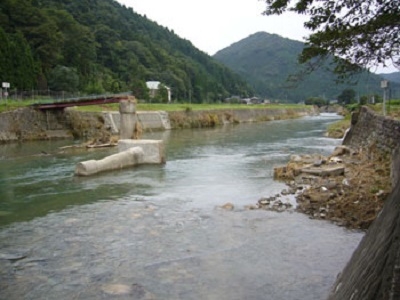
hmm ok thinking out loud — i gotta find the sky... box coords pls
[117,0,398,74]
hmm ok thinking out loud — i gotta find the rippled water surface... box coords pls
[0,114,363,299]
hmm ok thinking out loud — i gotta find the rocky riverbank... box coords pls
[272,144,391,230]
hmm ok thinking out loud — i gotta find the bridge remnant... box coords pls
[74,139,165,176]
[119,97,137,139]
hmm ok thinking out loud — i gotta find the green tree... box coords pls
[156,84,169,103]
[10,31,37,89]
[48,65,79,92]
[338,88,356,105]
[130,79,149,101]
[45,9,96,77]
[0,29,37,89]
[0,28,13,84]
[262,0,400,77]
[305,96,327,107]
[359,95,368,105]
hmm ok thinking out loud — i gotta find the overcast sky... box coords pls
[117,0,397,74]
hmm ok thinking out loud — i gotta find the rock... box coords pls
[0,253,27,261]
[342,178,351,186]
[329,156,343,164]
[244,205,258,210]
[313,160,323,167]
[301,165,345,177]
[281,189,288,195]
[331,145,352,156]
[258,198,270,206]
[220,202,234,211]
[284,201,293,208]
[290,154,302,162]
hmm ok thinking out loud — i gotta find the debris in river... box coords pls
[273,145,392,229]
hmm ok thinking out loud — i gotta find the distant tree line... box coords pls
[305,88,385,107]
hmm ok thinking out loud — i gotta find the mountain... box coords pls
[379,72,400,84]
[214,32,386,102]
[0,0,253,103]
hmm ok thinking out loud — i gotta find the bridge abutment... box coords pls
[119,98,137,139]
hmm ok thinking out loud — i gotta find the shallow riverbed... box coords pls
[0,114,363,299]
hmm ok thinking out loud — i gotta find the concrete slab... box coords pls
[301,165,345,177]
[118,139,166,164]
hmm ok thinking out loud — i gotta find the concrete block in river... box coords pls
[75,147,144,176]
[75,139,165,176]
[118,139,166,164]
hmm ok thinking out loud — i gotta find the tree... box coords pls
[10,31,38,89]
[0,28,13,84]
[262,0,400,77]
[338,88,356,105]
[305,96,328,107]
[48,65,79,92]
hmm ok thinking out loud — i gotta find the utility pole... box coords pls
[381,80,388,116]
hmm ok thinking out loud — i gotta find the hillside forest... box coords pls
[0,0,253,103]
[213,32,395,102]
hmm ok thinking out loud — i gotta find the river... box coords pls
[0,113,363,300]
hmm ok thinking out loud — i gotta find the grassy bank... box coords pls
[76,102,307,112]
[326,114,351,138]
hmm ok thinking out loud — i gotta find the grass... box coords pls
[367,102,400,119]
[0,99,37,113]
[325,100,400,138]
[326,113,351,138]
[74,102,307,112]
[0,100,307,114]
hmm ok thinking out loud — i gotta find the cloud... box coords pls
[119,0,310,55]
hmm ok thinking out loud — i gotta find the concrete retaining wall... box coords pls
[0,108,72,142]
[328,107,400,300]
[102,111,171,134]
[343,106,400,156]
[168,107,316,129]
[0,106,316,142]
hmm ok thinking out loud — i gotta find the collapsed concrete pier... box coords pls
[74,139,165,176]
[75,100,165,176]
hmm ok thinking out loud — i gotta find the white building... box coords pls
[146,81,171,103]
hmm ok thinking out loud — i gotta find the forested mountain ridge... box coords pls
[0,0,253,103]
[379,72,400,84]
[214,32,387,102]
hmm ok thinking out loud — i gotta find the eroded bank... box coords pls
[0,106,317,143]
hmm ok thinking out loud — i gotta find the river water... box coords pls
[0,114,363,300]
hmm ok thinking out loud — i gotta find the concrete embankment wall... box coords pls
[168,107,315,129]
[0,106,316,142]
[0,108,73,142]
[343,106,400,157]
[328,107,400,300]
